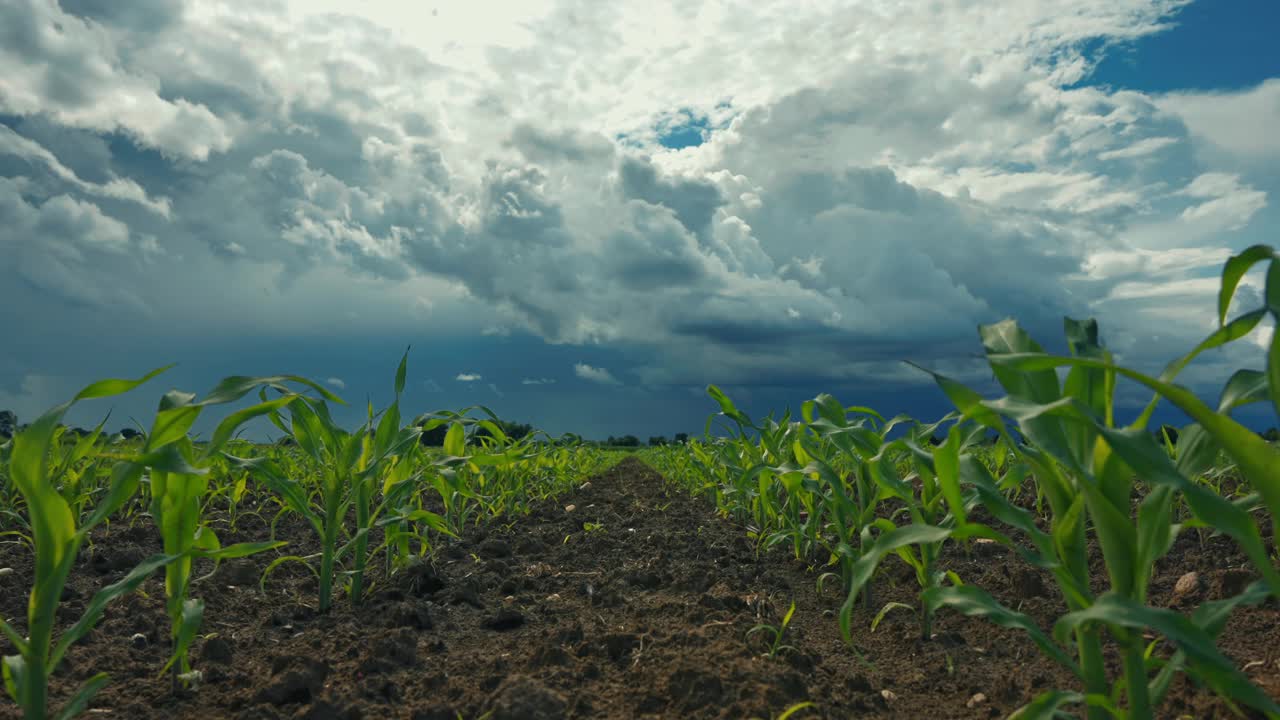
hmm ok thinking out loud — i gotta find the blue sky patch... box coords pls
[1078,0,1280,92]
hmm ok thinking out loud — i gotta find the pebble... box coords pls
[881,690,898,702]
[967,693,987,708]
[1173,571,1202,602]
[130,633,148,649]
[564,504,576,513]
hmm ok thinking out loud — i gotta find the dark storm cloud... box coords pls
[618,156,725,235]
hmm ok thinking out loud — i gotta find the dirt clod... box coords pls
[483,608,526,631]
[256,657,330,707]
[482,675,567,720]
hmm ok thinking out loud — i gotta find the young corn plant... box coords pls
[914,305,1278,718]
[0,368,181,720]
[747,600,799,659]
[239,351,441,611]
[139,374,338,690]
[837,417,986,643]
[796,394,919,609]
[984,244,1280,579]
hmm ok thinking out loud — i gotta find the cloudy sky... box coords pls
[2,0,1278,439]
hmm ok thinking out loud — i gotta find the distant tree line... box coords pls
[1,407,1278,447]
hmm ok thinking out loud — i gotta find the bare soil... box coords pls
[1,457,1277,719]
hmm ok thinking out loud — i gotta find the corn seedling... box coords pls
[913,290,1278,718]
[747,600,798,658]
[0,368,179,720]
[141,373,337,689]
[240,351,448,611]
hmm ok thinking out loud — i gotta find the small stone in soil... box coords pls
[967,692,988,708]
[1173,571,1203,604]
[130,633,148,649]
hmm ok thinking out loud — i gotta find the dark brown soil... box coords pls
[2,457,1278,719]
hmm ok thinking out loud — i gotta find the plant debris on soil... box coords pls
[2,456,1278,719]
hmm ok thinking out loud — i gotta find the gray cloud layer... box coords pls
[0,0,1275,430]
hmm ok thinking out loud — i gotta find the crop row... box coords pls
[643,244,1280,720]
[0,351,618,720]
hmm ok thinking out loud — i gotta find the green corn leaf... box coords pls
[1133,485,1177,601]
[379,509,454,536]
[1054,592,1280,716]
[198,540,285,561]
[80,462,145,532]
[147,400,202,451]
[1268,318,1280,419]
[51,416,110,488]
[56,672,109,720]
[988,353,1280,539]
[0,616,26,655]
[1218,370,1270,413]
[707,385,753,429]
[205,395,299,459]
[870,602,914,632]
[978,319,1057,398]
[906,363,1006,431]
[161,599,205,676]
[3,654,26,707]
[932,425,966,527]
[1172,424,1218,479]
[1217,245,1275,326]
[373,405,401,463]
[443,422,466,458]
[1134,307,1269,430]
[73,366,173,401]
[199,374,343,406]
[394,347,410,396]
[135,443,208,476]
[52,553,180,669]
[260,555,320,592]
[1078,477,1139,596]
[923,585,1080,676]
[839,524,950,644]
[1266,257,1280,314]
[287,398,329,463]
[221,455,323,534]
[1009,690,1085,720]
[1088,423,1280,594]
[958,457,1052,554]
[1149,580,1273,706]
[774,701,816,720]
